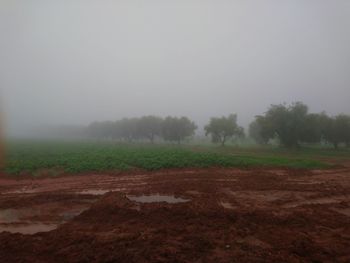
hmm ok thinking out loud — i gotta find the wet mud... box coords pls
[0,166,349,262]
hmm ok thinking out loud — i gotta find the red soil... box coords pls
[0,167,349,262]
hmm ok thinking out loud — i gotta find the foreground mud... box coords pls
[0,167,349,262]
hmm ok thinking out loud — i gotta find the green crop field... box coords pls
[2,140,336,176]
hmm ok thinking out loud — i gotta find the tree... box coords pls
[262,102,310,148]
[204,114,244,146]
[250,102,350,149]
[0,111,4,170]
[249,102,320,148]
[249,115,274,145]
[322,114,350,149]
[336,115,350,147]
[299,113,324,144]
[138,116,163,143]
[162,116,197,144]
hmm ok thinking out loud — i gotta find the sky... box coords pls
[1,0,350,136]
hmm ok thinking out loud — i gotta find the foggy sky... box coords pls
[1,0,350,136]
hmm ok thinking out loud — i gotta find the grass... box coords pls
[3,140,334,176]
[205,144,350,161]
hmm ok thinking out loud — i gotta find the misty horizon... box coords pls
[1,0,350,137]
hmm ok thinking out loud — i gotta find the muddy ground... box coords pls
[0,166,349,263]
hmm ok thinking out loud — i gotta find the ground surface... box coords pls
[0,165,349,263]
[5,141,331,175]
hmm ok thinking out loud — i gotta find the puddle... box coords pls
[78,189,111,195]
[77,188,126,195]
[127,194,189,204]
[220,201,235,210]
[4,189,39,194]
[60,208,88,221]
[283,197,345,208]
[287,180,321,185]
[0,209,21,223]
[0,208,43,224]
[0,223,58,235]
[0,206,88,234]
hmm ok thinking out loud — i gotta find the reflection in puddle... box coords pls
[127,194,189,204]
[0,224,58,235]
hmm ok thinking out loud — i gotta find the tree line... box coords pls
[87,114,245,146]
[249,102,350,149]
[87,116,197,144]
[85,102,350,148]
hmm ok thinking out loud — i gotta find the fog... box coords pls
[1,0,350,137]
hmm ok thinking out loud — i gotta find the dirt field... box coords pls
[0,165,349,262]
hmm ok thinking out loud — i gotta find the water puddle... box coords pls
[0,206,88,234]
[287,180,321,185]
[77,188,126,195]
[127,194,189,204]
[4,188,39,194]
[220,201,234,210]
[78,189,111,195]
[0,223,58,234]
[283,197,344,208]
[60,208,88,221]
[0,209,21,223]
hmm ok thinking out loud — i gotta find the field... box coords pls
[5,140,333,175]
[0,141,350,262]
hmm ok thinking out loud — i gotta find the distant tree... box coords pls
[250,102,350,149]
[322,114,350,149]
[264,102,311,148]
[138,116,163,143]
[336,115,350,148]
[249,115,274,145]
[0,112,4,170]
[205,114,244,146]
[249,102,316,148]
[162,116,197,144]
[299,113,324,144]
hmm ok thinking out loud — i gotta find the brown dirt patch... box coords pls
[0,167,349,262]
